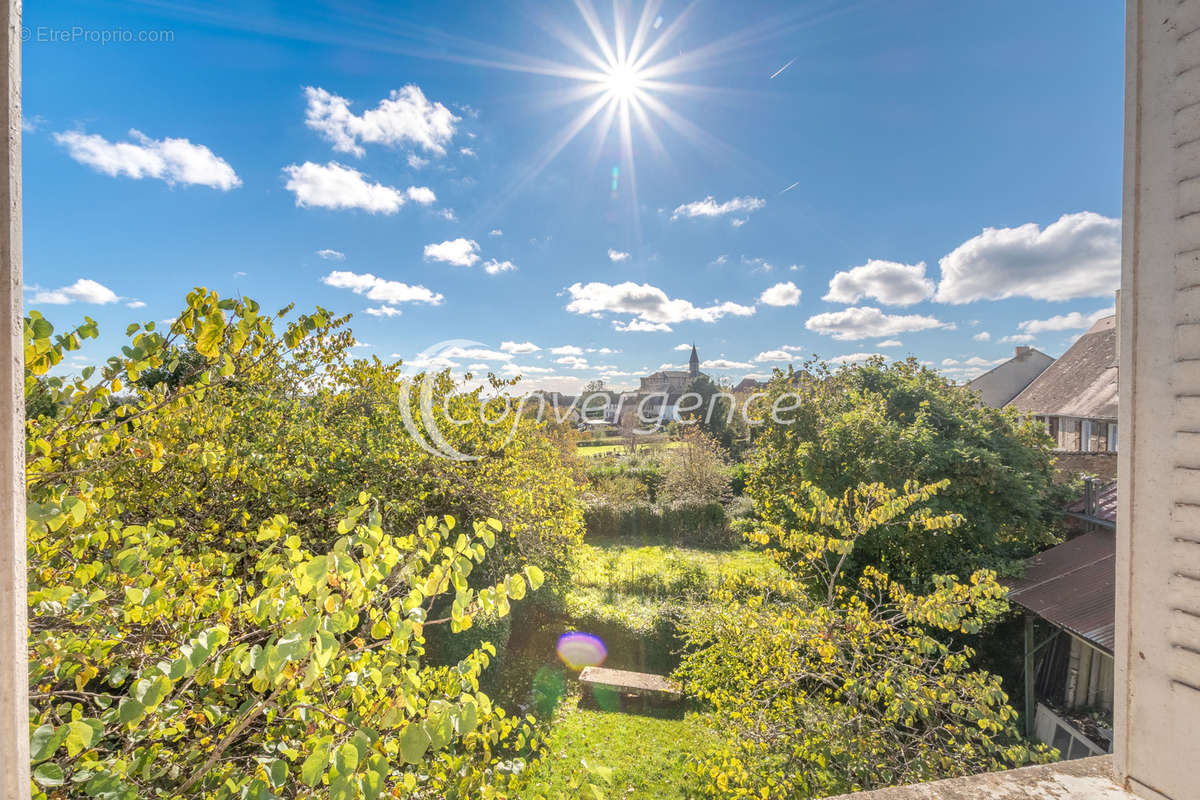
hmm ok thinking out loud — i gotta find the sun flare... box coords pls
[603,62,645,101]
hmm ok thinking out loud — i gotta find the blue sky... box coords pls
[24,0,1125,392]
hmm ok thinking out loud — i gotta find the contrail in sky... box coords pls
[780,181,799,194]
[769,57,796,79]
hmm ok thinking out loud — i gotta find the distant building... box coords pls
[733,377,768,393]
[1008,315,1119,480]
[639,344,702,396]
[967,345,1055,408]
[635,344,708,422]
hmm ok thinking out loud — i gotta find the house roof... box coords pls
[1007,315,1118,419]
[965,346,1055,408]
[1005,529,1115,653]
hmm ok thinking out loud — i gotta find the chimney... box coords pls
[1015,346,1032,358]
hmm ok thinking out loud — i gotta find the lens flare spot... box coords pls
[556,631,607,669]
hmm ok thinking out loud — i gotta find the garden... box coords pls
[24,292,1069,799]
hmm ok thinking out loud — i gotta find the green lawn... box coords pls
[575,440,683,458]
[573,542,785,595]
[522,690,716,799]
[562,543,791,636]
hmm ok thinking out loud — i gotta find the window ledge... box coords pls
[821,757,1134,800]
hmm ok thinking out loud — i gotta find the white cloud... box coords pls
[615,320,673,332]
[702,359,753,370]
[876,339,902,347]
[442,346,511,361]
[500,363,554,375]
[805,306,950,341]
[30,278,119,305]
[608,249,631,262]
[711,254,728,265]
[406,187,436,206]
[589,347,618,354]
[321,270,443,307]
[754,349,793,362]
[551,345,584,356]
[437,208,458,221]
[943,356,1007,368]
[126,300,147,309]
[424,238,480,267]
[482,258,516,275]
[742,256,773,273]
[759,281,801,307]
[781,345,804,353]
[1001,333,1036,344]
[364,305,403,317]
[460,147,476,157]
[823,259,934,306]
[671,195,766,223]
[304,85,458,158]
[283,162,434,214]
[489,229,503,237]
[500,341,539,354]
[403,353,458,370]
[54,129,240,189]
[935,212,1121,303]
[407,154,429,169]
[940,356,1009,379]
[731,218,747,228]
[828,353,886,365]
[316,248,346,261]
[973,331,991,342]
[566,281,755,332]
[555,355,590,369]
[673,343,693,351]
[1017,307,1113,334]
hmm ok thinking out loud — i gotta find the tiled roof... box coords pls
[1007,315,1118,419]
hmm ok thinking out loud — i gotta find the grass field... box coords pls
[522,689,716,799]
[575,440,683,458]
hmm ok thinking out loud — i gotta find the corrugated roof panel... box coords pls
[1005,530,1115,653]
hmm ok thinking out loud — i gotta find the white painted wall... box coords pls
[1117,3,1200,798]
[1,2,27,797]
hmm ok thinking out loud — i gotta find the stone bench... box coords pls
[578,666,682,704]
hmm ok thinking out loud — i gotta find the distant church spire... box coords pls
[688,343,700,377]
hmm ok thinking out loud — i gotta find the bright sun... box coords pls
[603,62,645,101]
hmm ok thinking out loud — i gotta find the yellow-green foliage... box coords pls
[676,481,1053,798]
[24,290,573,798]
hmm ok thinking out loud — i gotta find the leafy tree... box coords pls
[676,481,1052,799]
[747,357,1059,588]
[660,428,731,507]
[131,344,209,390]
[681,374,736,449]
[24,290,577,798]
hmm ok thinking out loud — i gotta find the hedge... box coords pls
[583,501,737,548]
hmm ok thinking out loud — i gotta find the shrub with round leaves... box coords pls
[25,290,564,799]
